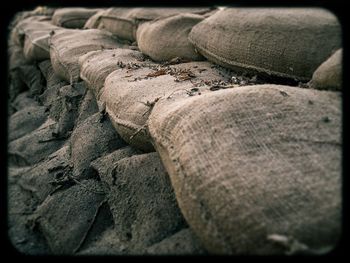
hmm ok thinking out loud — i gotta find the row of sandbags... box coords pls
[7,8,208,255]
[8,7,342,92]
[8,6,342,255]
[82,7,342,86]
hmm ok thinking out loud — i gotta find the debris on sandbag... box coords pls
[8,119,68,167]
[145,228,208,255]
[18,145,71,204]
[79,48,149,99]
[100,152,187,252]
[101,61,233,151]
[70,112,127,180]
[31,179,110,254]
[8,105,48,141]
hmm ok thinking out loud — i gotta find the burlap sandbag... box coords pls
[102,61,232,152]
[18,145,70,204]
[11,15,60,62]
[136,13,204,62]
[10,15,53,48]
[38,60,69,117]
[83,9,106,29]
[8,105,48,141]
[98,7,212,42]
[49,29,127,83]
[188,8,342,82]
[99,152,186,251]
[8,168,51,255]
[78,48,146,99]
[309,49,342,91]
[8,119,67,167]
[33,179,108,254]
[8,45,27,101]
[38,59,67,90]
[75,89,99,126]
[76,227,127,255]
[148,85,342,254]
[90,146,141,182]
[70,112,126,180]
[52,8,101,28]
[22,22,62,62]
[18,64,46,97]
[11,91,38,111]
[49,82,87,137]
[146,228,207,255]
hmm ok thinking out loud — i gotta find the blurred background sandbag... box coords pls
[52,7,102,28]
[188,8,342,82]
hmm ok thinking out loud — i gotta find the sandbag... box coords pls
[90,146,141,182]
[38,59,67,89]
[18,145,71,204]
[38,60,69,117]
[22,23,62,62]
[79,48,147,99]
[310,49,342,91]
[49,29,127,83]
[188,8,342,82]
[98,7,212,42]
[10,15,53,48]
[8,45,27,101]
[11,91,39,111]
[148,85,342,254]
[75,89,99,126]
[8,119,67,167]
[83,9,106,29]
[102,61,232,152]
[12,16,61,62]
[52,8,101,28]
[99,152,187,251]
[50,83,87,136]
[33,179,108,254]
[70,112,126,180]
[18,64,46,97]
[136,13,204,62]
[8,44,25,70]
[76,227,127,255]
[8,172,51,255]
[146,228,207,255]
[8,105,48,141]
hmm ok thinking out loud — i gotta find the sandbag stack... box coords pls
[7,6,342,256]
